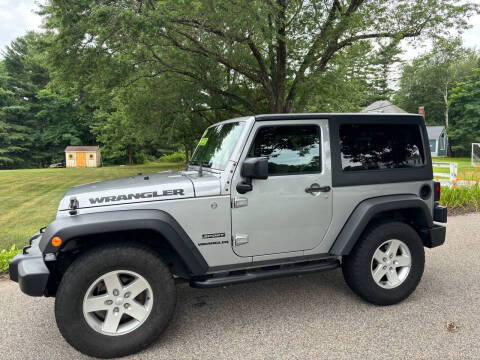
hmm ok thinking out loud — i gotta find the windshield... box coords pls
[190,122,245,170]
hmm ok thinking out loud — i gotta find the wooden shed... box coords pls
[65,146,102,168]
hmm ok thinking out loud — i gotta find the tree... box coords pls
[395,38,479,127]
[91,73,212,164]
[42,0,478,116]
[448,68,480,155]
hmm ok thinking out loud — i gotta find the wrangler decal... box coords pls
[198,240,229,246]
[89,189,185,204]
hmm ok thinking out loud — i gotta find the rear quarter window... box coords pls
[339,123,425,171]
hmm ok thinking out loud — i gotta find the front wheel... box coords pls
[55,243,176,358]
[342,221,425,305]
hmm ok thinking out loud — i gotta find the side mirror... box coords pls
[241,157,269,179]
[237,157,268,194]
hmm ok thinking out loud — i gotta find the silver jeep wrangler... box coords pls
[10,113,447,358]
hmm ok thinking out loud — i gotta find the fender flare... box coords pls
[329,195,433,256]
[39,209,208,276]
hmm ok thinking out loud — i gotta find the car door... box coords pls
[231,120,332,257]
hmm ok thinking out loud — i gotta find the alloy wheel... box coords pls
[370,239,412,289]
[82,270,153,336]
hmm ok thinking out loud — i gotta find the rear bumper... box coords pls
[422,224,446,248]
[421,204,447,248]
[433,205,448,223]
[9,233,50,297]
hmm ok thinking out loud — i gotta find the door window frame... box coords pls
[242,122,324,177]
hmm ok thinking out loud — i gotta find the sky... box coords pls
[0,0,43,54]
[0,0,479,58]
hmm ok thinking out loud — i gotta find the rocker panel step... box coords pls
[190,259,340,288]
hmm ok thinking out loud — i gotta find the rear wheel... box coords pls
[55,243,176,358]
[342,221,425,305]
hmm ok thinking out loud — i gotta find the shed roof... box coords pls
[426,126,445,140]
[362,100,408,114]
[65,146,99,152]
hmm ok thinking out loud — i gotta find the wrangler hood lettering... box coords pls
[57,171,220,211]
[89,189,185,204]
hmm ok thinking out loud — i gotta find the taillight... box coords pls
[434,181,441,201]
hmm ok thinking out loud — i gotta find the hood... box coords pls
[58,170,221,211]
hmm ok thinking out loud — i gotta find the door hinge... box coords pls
[232,197,248,208]
[233,234,249,246]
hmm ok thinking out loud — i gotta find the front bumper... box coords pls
[9,233,50,297]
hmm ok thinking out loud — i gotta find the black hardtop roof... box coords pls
[254,113,422,121]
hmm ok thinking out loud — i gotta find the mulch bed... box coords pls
[0,273,9,281]
[448,205,479,217]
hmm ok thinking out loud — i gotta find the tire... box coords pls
[342,221,425,306]
[55,242,176,358]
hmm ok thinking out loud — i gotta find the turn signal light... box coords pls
[51,236,63,247]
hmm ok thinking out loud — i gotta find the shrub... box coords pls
[159,152,186,163]
[0,245,21,273]
[440,183,480,210]
[133,152,147,164]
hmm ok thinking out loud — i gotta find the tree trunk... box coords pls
[443,85,449,128]
[445,108,449,129]
[127,145,133,165]
[271,0,288,113]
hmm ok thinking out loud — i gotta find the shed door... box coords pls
[76,152,87,167]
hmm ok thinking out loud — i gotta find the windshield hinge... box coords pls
[233,234,249,246]
[232,197,248,208]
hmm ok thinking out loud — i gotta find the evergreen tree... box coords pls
[365,42,402,103]
[0,33,95,168]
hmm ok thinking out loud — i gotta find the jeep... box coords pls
[9,113,447,358]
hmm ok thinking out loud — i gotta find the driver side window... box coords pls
[248,125,321,175]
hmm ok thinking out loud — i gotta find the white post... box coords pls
[450,162,458,182]
[473,143,475,168]
[472,143,480,168]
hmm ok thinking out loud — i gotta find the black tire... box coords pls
[55,242,176,358]
[342,221,425,306]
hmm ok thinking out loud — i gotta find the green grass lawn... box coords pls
[0,162,184,250]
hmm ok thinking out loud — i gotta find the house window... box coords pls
[439,133,445,151]
[89,154,94,159]
[68,154,73,159]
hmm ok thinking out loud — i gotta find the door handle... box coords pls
[305,183,331,194]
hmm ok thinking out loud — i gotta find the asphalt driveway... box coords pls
[1,213,479,359]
